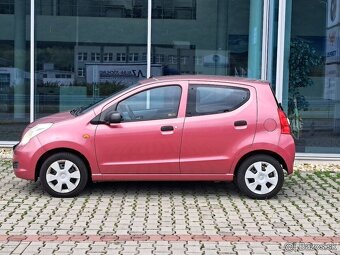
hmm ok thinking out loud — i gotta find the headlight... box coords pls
[20,123,53,145]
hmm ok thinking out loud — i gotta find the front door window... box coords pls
[116,85,182,122]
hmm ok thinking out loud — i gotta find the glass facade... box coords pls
[34,0,148,119]
[284,0,340,153]
[0,0,30,141]
[1,0,340,157]
[151,0,263,78]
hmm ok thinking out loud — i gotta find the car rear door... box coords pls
[180,82,257,174]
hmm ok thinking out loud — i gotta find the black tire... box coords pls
[236,155,284,199]
[39,152,88,197]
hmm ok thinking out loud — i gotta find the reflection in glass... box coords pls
[35,0,148,119]
[152,0,262,78]
[117,86,182,121]
[0,0,30,141]
[152,0,196,19]
[36,0,148,18]
[287,0,340,153]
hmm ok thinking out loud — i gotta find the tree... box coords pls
[288,38,322,138]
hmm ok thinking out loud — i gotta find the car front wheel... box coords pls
[236,155,284,199]
[39,153,88,197]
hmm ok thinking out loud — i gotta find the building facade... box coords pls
[0,0,340,157]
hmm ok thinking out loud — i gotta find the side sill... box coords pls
[91,174,234,182]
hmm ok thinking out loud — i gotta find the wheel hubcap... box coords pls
[244,161,278,195]
[46,160,81,193]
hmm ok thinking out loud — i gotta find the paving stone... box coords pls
[0,159,339,254]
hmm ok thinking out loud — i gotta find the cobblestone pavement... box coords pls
[0,159,339,255]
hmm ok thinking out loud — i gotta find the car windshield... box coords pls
[70,83,138,116]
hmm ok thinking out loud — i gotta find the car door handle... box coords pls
[161,126,174,131]
[234,120,247,127]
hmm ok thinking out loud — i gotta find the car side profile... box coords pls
[13,75,295,199]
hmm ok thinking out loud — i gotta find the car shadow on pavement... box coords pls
[80,181,246,200]
[13,176,290,200]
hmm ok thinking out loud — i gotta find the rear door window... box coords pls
[186,85,250,117]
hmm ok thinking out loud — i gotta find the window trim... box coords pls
[186,84,250,117]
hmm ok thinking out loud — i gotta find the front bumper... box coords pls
[13,138,45,181]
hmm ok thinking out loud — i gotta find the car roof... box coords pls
[139,75,269,87]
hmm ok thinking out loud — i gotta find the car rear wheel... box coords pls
[39,153,88,197]
[236,155,284,199]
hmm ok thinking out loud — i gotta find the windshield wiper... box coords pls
[70,106,85,116]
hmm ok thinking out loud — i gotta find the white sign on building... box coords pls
[86,63,162,86]
[326,0,340,132]
[326,26,340,64]
[327,0,340,28]
[324,64,340,100]
[195,50,229,75]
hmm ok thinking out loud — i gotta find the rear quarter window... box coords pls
[186,84,250,117]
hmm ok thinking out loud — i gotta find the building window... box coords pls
[193,56,203,66]
[155,54,164,64]
[53,0,148,18]
[42,74,48,78]
[142,53,147,62]
[168,55,177,64]
[78,68,85,77]
[285,0,337,154]
[0,0,14,14]
[152,0,196,20]
[103,53,113,62]
[91,52,100,62]
[0,73,10,88]
[180,56,189,65]
[116,53,126,62]
[55,74,72,78]
[78,52,88,61]
[128,53,139,62]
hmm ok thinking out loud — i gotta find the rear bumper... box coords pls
[278,134,296,174]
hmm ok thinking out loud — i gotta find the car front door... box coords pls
[94,82,187,174]
[180,82,257,174]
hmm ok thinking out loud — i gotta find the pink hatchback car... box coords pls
[13,75,295,199]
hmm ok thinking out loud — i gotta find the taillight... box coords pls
[278,108,291,134]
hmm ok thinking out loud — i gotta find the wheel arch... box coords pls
[233,150,288,181]
[35,148,92,182]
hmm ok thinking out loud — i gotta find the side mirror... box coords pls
[104,111,122,124]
